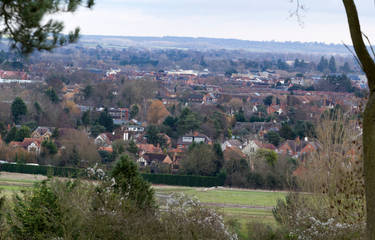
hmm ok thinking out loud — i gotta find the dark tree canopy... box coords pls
[0,0,95,54]
[11,97,27,123]
[328,56,337,73]
[263,95,273,106]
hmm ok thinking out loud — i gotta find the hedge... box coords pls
[0,163,82,178]
[0,163,225,187]
[141,173,224,187]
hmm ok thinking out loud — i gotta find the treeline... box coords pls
[0,162,225,187]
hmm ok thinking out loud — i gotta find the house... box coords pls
[242,140,263,156]
[98,146,113,153]
[278,138,320,159]
[267,105,284,115]
[300,142,320,156]
[168,148,184,169]
[109,108,129,125]
[262,143,277,151]
[31,127,53,141]
[203,92,217,104]
[10,138,43,154]
[278,140,299,156]
[187,93,204,103]
[94,133,113,147]
[137,144,162,155]
[223,146,247,162]
[242,140,276,156]
[137,153,172,166]
[221,139,242,151]
[95,129,132,147]
[177,133,211,149]
[127,125,145,132]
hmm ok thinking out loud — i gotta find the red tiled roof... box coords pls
[137,144,162,153]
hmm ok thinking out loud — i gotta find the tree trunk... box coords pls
[342,1,375,239]
[364,93,375,239]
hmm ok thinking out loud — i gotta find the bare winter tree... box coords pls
[290,0,375,238]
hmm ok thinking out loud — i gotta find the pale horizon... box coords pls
[55,0,375,45]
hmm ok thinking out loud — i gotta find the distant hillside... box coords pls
[79,35,351,55]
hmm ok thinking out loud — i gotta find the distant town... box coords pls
[0,37,365,189]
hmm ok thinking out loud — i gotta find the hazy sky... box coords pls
[57,0,375,44]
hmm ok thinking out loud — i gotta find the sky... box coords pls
[56,0,375,44]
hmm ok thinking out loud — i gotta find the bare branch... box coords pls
[289,0,306,26]
[343,0,375,92]
[342,41,363,71]
[362,32,375,60]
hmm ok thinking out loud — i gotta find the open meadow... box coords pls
[154,186,287,238]
[0,172,287,239]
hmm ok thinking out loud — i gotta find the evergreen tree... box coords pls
[317,56,329,72]
[98,109,114,132]
[81,111,91,126]
[235,108,246,122]
[263,95,273,106]
[0,0,95,54]
[341,62,352,73]
[15,126,31,142]
[111,155,155,209]
[45,88,60,103]
[127,140,138,154]
[5,127,17,143]
[265,131,281,147]
[129,104,139,119]
[279,123,296,140]
[329,56,337,73]
[11,97,27,124]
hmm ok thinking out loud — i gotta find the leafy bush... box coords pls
[3,168,236,239]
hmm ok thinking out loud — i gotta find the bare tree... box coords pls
[290,0,375,238]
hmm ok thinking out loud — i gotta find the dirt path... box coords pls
[0,172,47,181]
[202,202,273,210]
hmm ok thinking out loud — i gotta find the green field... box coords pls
[154,186,286,206]
[154,186,287,239]
[0,173,287,239]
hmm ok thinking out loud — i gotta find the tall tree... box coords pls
[317,56,329,72]
[328,56,337,73]
[342,1,375,238]
[340,62,352,73]
[98,109,114,132]
[129,104,139,119]
[0,0,94,54]
[292,0,375,238]
[11,97,27,124]
[15,125,31,142]
[263,95,273,106]
[147,100,169,125]
[111,155,155,209]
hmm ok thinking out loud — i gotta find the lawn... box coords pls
[154,186,286,207]
[154,186,287,239]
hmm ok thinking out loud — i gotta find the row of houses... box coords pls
[222,137,318,160]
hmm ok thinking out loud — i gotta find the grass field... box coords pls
[0,172,287,239]
[153,186,287,238]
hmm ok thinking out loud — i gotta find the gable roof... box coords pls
[10,138,43,149]
[223,146,246,161]
[32,127,53,136]
[142,153,171,164]
[137,144,162,153]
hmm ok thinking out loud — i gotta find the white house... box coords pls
[242,140,263,156]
